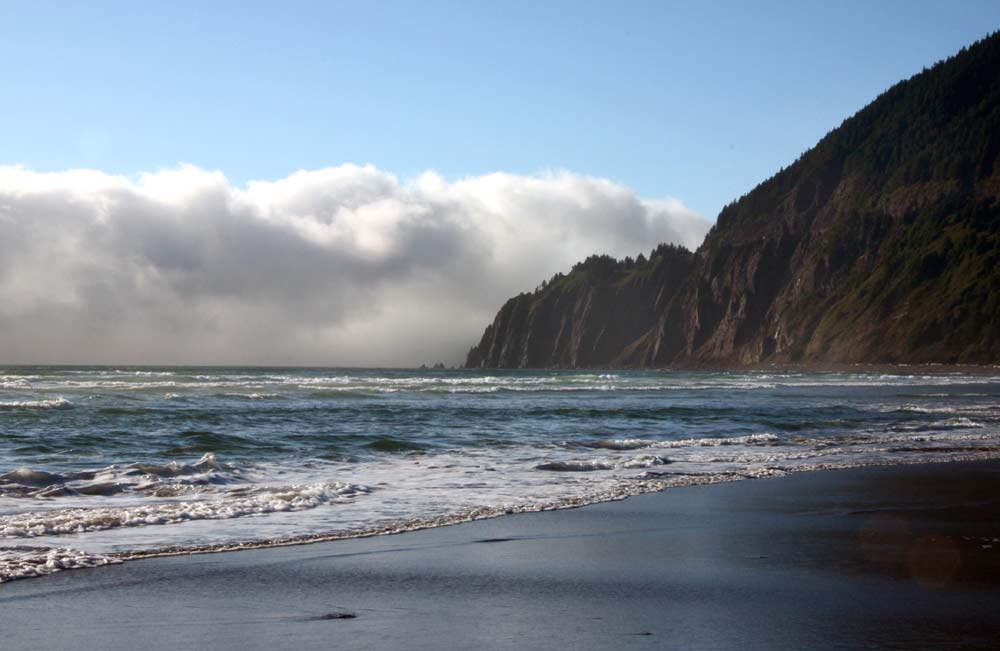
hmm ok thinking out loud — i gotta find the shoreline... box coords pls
[112,451,1000,562]
[466,362,1000,373]
[2,452,998,582]
[2,459,999,650]
[4,364,998,589]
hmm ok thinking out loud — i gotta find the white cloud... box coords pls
[0,164,710,365]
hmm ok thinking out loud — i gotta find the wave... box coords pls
[0,480,369,538]
[0,397,73,410]
[0,546,121,584]
[4,448,1000,586]
[537,455,670,472]
[588,433,781,451]
[0,453,239,499]
[1,444,999,585]
[0,468,67,488]
[123,451,225,478]
[367,437,425,452]
[887,418,985,433]
[164,431,285,454]
[895,405,960,414]
[218,392,284,400]
[11,371,1000,396]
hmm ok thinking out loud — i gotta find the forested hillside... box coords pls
[468,33,1000,368]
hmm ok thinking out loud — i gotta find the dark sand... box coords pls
[2,461,999,650]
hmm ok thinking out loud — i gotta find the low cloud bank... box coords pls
[0,164,710,365]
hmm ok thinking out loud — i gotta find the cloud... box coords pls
[0,164,710,365]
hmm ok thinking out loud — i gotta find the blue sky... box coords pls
[2,0,999,220]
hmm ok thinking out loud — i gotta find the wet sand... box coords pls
[2,460,999,650]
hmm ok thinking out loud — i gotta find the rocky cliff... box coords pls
[467,33,1000,368]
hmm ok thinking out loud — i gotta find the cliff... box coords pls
[467,33,1000,368]
[465,245,693,368]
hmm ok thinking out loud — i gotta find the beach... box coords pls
[2,459,998,650]
[2,7,999,651]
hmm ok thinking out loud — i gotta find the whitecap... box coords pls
[0,397,73,410]
[888,418,985,433]
[536,455,669,472]
[590,433,780,450]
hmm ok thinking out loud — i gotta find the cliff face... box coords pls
[466,247,693,368]
[467,33,1000,368]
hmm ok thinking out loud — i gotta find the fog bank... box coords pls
[0,164,710,365]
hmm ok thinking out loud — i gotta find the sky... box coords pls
[1,1,998,365]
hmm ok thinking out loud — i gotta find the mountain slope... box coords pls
[467,33,1000,368]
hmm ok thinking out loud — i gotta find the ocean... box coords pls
[2,366,999,583]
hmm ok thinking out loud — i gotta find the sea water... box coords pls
[2,366,999,582]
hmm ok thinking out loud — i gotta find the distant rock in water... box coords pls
[468,32,1000,368]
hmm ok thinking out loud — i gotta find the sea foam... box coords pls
[589,433,781,450]
[0,480,369,538]
[0,546,121,583]
[0,397,73,410]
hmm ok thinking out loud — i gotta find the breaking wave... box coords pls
[0,480,369,539]
[0,453,242,499]
[588,433,781,450]
[0,397,73,410]
[536,455,670,472]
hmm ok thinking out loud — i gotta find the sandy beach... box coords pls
[2,6,999,651]
[2,460,998,650]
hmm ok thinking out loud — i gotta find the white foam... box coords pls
[0,378,32,389]
[592,433,781,450]
[16,370,1000,396]
[0,397,73,410]
[221,392,283,400]
[537,455,669,472]
[896,405,959,414]
[0,481,369,538]
[888,417,985,433]
[0,546,121,583]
